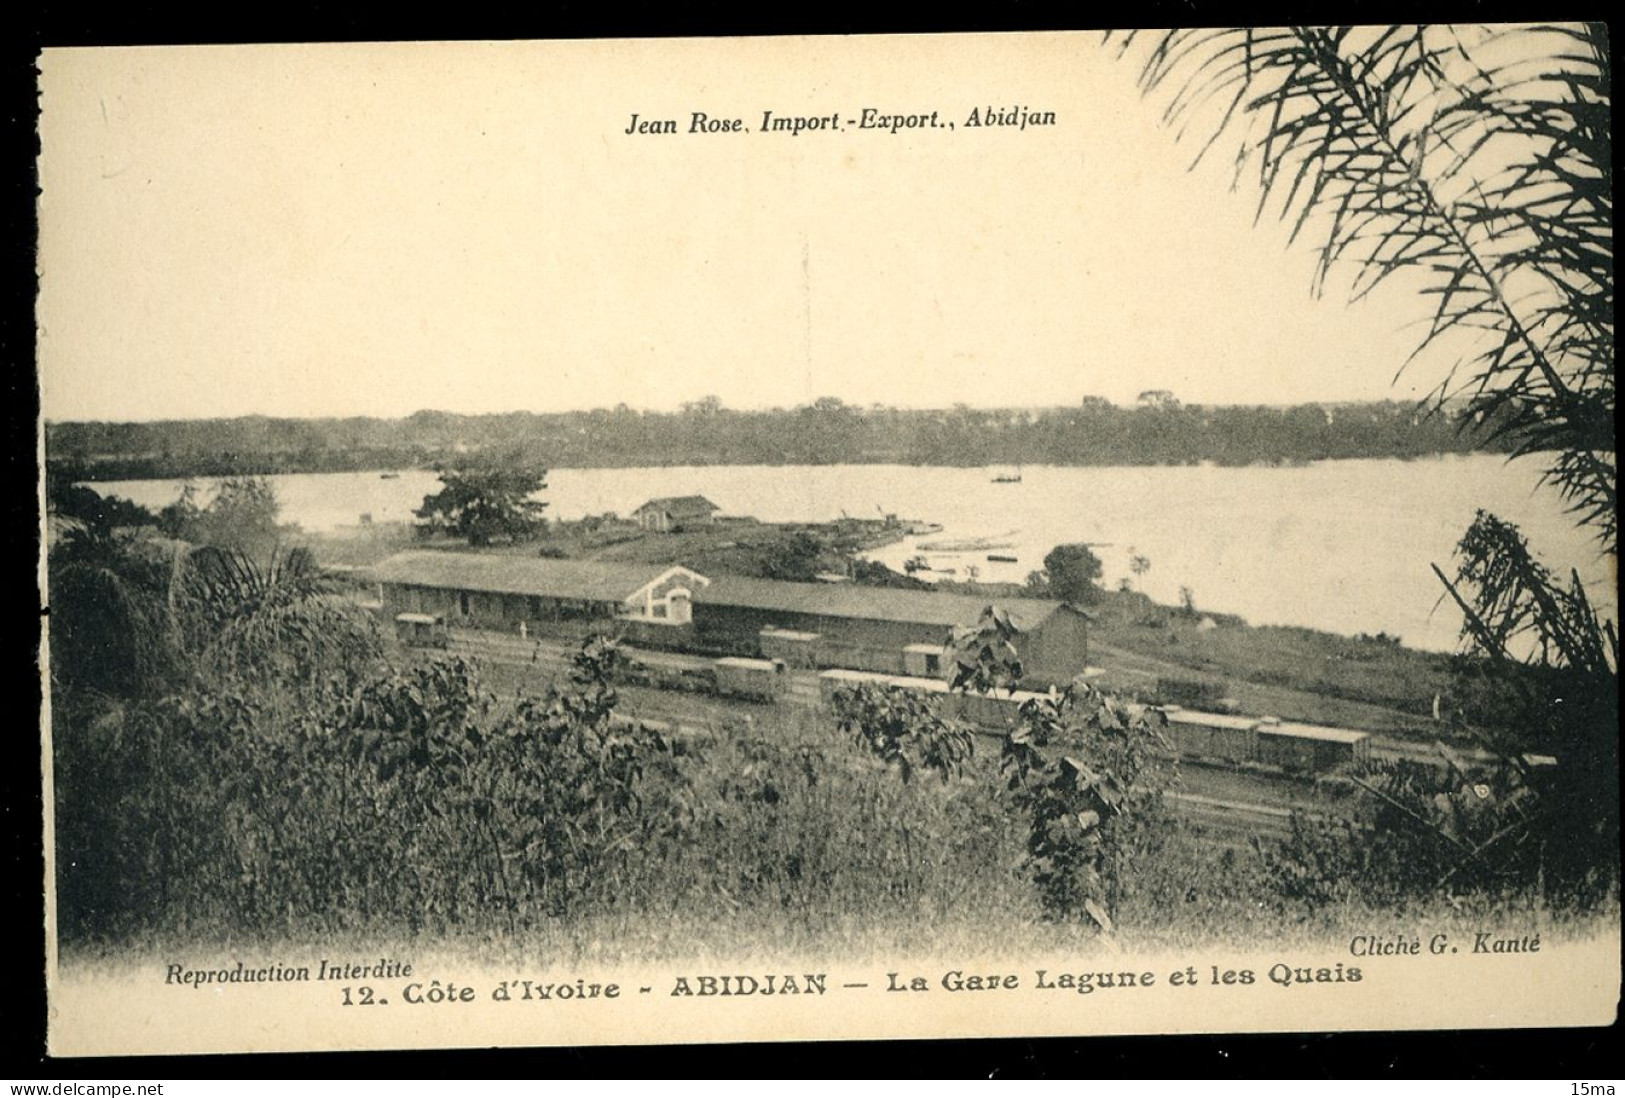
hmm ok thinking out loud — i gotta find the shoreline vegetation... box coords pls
[45,396,1519,482]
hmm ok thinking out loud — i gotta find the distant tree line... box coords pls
[47,396,1521,482]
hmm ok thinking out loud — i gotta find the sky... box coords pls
[37,33,1463,422]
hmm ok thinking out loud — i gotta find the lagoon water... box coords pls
[94,454,1615,653]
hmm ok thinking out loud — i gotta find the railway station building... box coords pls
[366,550,1092,686]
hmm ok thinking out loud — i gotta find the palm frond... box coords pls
[1128,23,1614,556]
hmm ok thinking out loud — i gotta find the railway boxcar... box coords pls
[817,668,1053,731]
[1161,705,1258,766]
[759,627,821,669]
[951,685,1054,730]
[1256,719,1370,774]
[813,670,1376,778]
[902,643,952,680]
[714,657,788,702]
[394,612,449,648]
[952,687,1016,729]
[820,667,951,709]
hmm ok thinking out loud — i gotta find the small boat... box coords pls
[379,472,401,480]
[919,531,1018,552]
[992,466,1023,483]
[986,553,1017,563]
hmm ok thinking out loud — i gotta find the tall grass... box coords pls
[52,639,1615,964]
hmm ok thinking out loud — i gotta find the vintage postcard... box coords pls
[37,28,1618,1057]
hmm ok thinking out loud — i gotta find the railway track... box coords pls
[428,629,1460,843]
[1167,791,1298,842]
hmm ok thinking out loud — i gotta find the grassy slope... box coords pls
[1084,592,1452,737]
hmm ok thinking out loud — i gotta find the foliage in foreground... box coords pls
[1127,24,1613,551]
[1125,23,1617,922]
[999,684,1176,929]
[54,643,1024,943]
[57,622,1612,951]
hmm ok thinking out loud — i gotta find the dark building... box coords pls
[691,573,1090,684]
[630,495,720,532]
[367,550,1091,686]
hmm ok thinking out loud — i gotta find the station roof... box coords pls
[696,573,1064,630]
[368,551,674,604]
[369,550,1068,631]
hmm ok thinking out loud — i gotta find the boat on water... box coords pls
[379,472,401,479]
[991,466,1023,483]
[986,553,1018,563]
[919,530,1019,552]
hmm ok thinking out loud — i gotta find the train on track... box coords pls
[427,629,1550,781]
[813,668,1373,778]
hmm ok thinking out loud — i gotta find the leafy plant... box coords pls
[830,682,974,784]
[1431,512,1618,905]
[49,524,184,700]
[45,471,157,529]
[175,544,384,688]
[947,605,1025,694]
[1000,682,1177,928]
[483,639,687,917]
[157,476,285,552]
[1124,23,1617,908]
[1129,551,1151,589]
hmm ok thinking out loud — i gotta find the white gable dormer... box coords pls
[620,565,711,625]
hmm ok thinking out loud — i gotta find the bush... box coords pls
[53,635,1035,946]
[830,682,974,784]
[1257,748,1617,918]
[1000,683,1178,928]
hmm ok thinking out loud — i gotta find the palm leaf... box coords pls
[1125,23,1613,556]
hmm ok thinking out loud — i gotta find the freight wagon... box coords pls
[394,612,449,648]
[1160,706,1258,766]
[814,671,1373,777]
[1255,719,1372,774]
[714,657,789,703]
